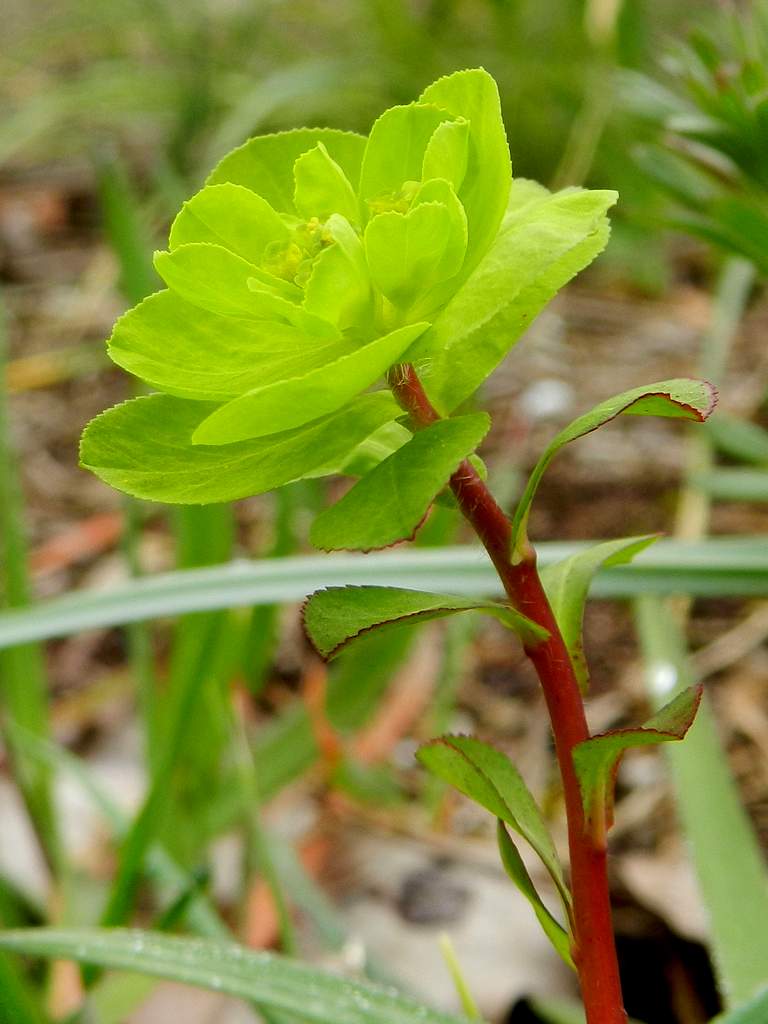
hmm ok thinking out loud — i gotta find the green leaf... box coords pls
[364,202,453,310]
[154,243,299,318]
[0,929,468,1024]
[422,118,470,192]
[417,735,569,906]
[108,290,351,401]
[540,536,658,693]
[412,179,468,287]
[359,103,452,207]
[572,685,703,837]
[409,184,617,414]
[511,378,718,549]
[192,322,428,444]
[420,69,511,275]
[207,128,367,214]
[496,822,574,969]
[303,215,371,329]
[303,585,546,660]
[293,143,359,223]
[80,391,400,504]
[310,414,490,551]
[168,184,289,265]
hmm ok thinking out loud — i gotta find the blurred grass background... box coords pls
[3,3,768,1024]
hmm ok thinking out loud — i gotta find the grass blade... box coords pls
[635,596,768,1005]
[0,929,470,1024]
[0,538,766,651]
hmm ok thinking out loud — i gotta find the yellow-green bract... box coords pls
[82,68,616,525]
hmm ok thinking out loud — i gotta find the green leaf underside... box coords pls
[573,685,703,832]
[303,585,546,660]
[420,69,512,277]
[169,183,289,265]
[310,413,490,551]
[192,321,429,444]
[206,128,367,214]
[410,184,617,414]
[540,536,658,693]
[511,378,718,547]
[496,822,574,969]
[417,735,569,905]
[80,392,400,504]
[0,929,467,1024]
[108,290,354,401]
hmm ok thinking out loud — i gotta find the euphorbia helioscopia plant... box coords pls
[82,68,712,1024]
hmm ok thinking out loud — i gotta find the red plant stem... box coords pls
[390,364,627,1024]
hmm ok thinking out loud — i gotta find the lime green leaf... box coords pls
[496,822,574,969]
[154,243,299,319]
[293,143,359,223]
[573,685,703,837]
[409,184,617,414]
[365,202,453,310]
[412,179,468,286]
[303,215,371,329]
[108,290,351,401]
[303,585,546,660]
[420,69,511,274]
[310,413,490,551]
[511,379,718,549]
[80,392,400,504]
[540,536,658,693]
[207,128,367,214]
[0,929,467,1024]
[192,322,428,444]
[359,103,452,207]
[417,735,569,906]
[168,184,289,265]
[422,118,470,191]
[313,419,412,478]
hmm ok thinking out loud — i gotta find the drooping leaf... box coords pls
[511,379,718,549]
[420,69,511,275]
[364,202,453,309]
[168,183,289,264]
[540,536,658,692]
[496,822,574,968]
[108,290,351,401]
[303,585,546,660]
[0,929,467,1024]
[154,243,299,318]
[422,118,470,192]
[293,143,359,223]
[192,322,428,444]
[409,184,617,414]
[572,685,703,838]
[207,128,367,214]
[80,392,400,504]
[310,414,490,551]
[359,103,452,208]
[417,735,569,906]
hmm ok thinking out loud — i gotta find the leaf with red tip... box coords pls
[510,379,718,552]
[573,685,703,841]
[303,585,546,660]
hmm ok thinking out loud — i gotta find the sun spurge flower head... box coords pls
[81,69,617,514]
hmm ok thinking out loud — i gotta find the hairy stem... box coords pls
[389,363,627,1024]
